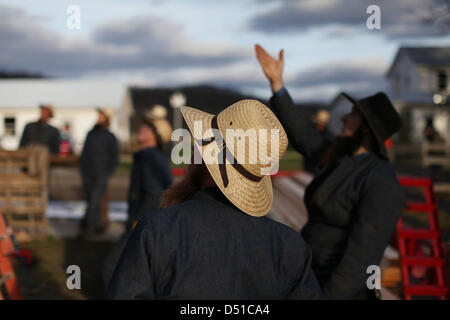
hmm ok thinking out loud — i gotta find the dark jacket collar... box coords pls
[305,151,381,204]
[36,120,49,126]
[191,186,236,210]
[93,124,108,131]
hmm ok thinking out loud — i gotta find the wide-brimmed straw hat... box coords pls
[340,92,402,160]
[147,105,168,120]
[181,99,288,217]
[144,108,173,144]
[97,107,114,119]
[313,110,330,126]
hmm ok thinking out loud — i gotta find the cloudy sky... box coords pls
[1,0,449,102]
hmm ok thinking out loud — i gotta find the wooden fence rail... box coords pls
[0,146,49,235]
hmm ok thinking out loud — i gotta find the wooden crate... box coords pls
[0,146,49,235]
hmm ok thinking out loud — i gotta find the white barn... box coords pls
[0,79,131,154]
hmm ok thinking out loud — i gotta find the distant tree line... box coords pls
[0,70,46,79]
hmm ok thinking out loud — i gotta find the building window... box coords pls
[4,117,16,136]
[438,70,447,91]
[404,75,410,90]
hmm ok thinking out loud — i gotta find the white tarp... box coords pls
[47,201,127,221]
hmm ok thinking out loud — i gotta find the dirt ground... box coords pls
[10,218,126,300]
[14,237,115,299]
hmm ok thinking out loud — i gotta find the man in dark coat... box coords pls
[255,44,406,299]
[106,100,321,299]
[79,108,119,236]
[19,104,61,155]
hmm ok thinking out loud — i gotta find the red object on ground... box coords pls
[171,168,186,176]
[397,176,449,300]
[0,211,22,300]
[385,138,394,149]
[12,249,35,267]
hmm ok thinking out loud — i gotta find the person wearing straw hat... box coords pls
[79,108,119,237]
[19,104,61,155]
[145,105,173,158]
[106,99,321,299]
[255,44,406,299]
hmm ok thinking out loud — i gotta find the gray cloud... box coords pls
[160,58,389,101]
[286,58,388,98]
[249,0,449,38]
[0,4,248,77]
[0,3,394,102]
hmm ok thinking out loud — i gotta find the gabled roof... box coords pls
[387,47,450,77]
[129,85,257,115]
[128,85,259,129]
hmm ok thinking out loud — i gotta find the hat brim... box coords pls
[340,93,388,160]
[181,106,273,217]
[97,108,113,119]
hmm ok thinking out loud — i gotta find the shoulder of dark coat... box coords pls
[48,124,60,133]
[136,195,308,248]
[265,216,310,248]
[141,148,168,164]
[106,129,117,138]
[94,128,117,142]
[365,155,402,190]
[133,150,143,161]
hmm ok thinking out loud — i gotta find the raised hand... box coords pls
[254,44,284,93]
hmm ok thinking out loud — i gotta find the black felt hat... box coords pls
[340,92,402,160]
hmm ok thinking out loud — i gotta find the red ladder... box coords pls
[0,211,22,300]
[397,176,449,300]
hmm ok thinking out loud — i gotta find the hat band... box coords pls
[195,116,263,188]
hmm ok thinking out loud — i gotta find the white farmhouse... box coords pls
[386,47,450,144]
[0,79,130,154]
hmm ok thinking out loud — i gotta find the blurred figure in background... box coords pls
[313,110,330,133]
[304,110,333,174]
[424,117,443,143]
[423,117,444,171]
[127,117,173,229]
[19,104,61,155]
[145,105,173,158]
[59,122,74,156]
[79,108,119,237]
[103,116,172,285]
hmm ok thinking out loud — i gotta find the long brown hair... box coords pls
[160,163,207,208]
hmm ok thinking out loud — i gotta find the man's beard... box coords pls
[160,163,207,208]
[317,125,366,170]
